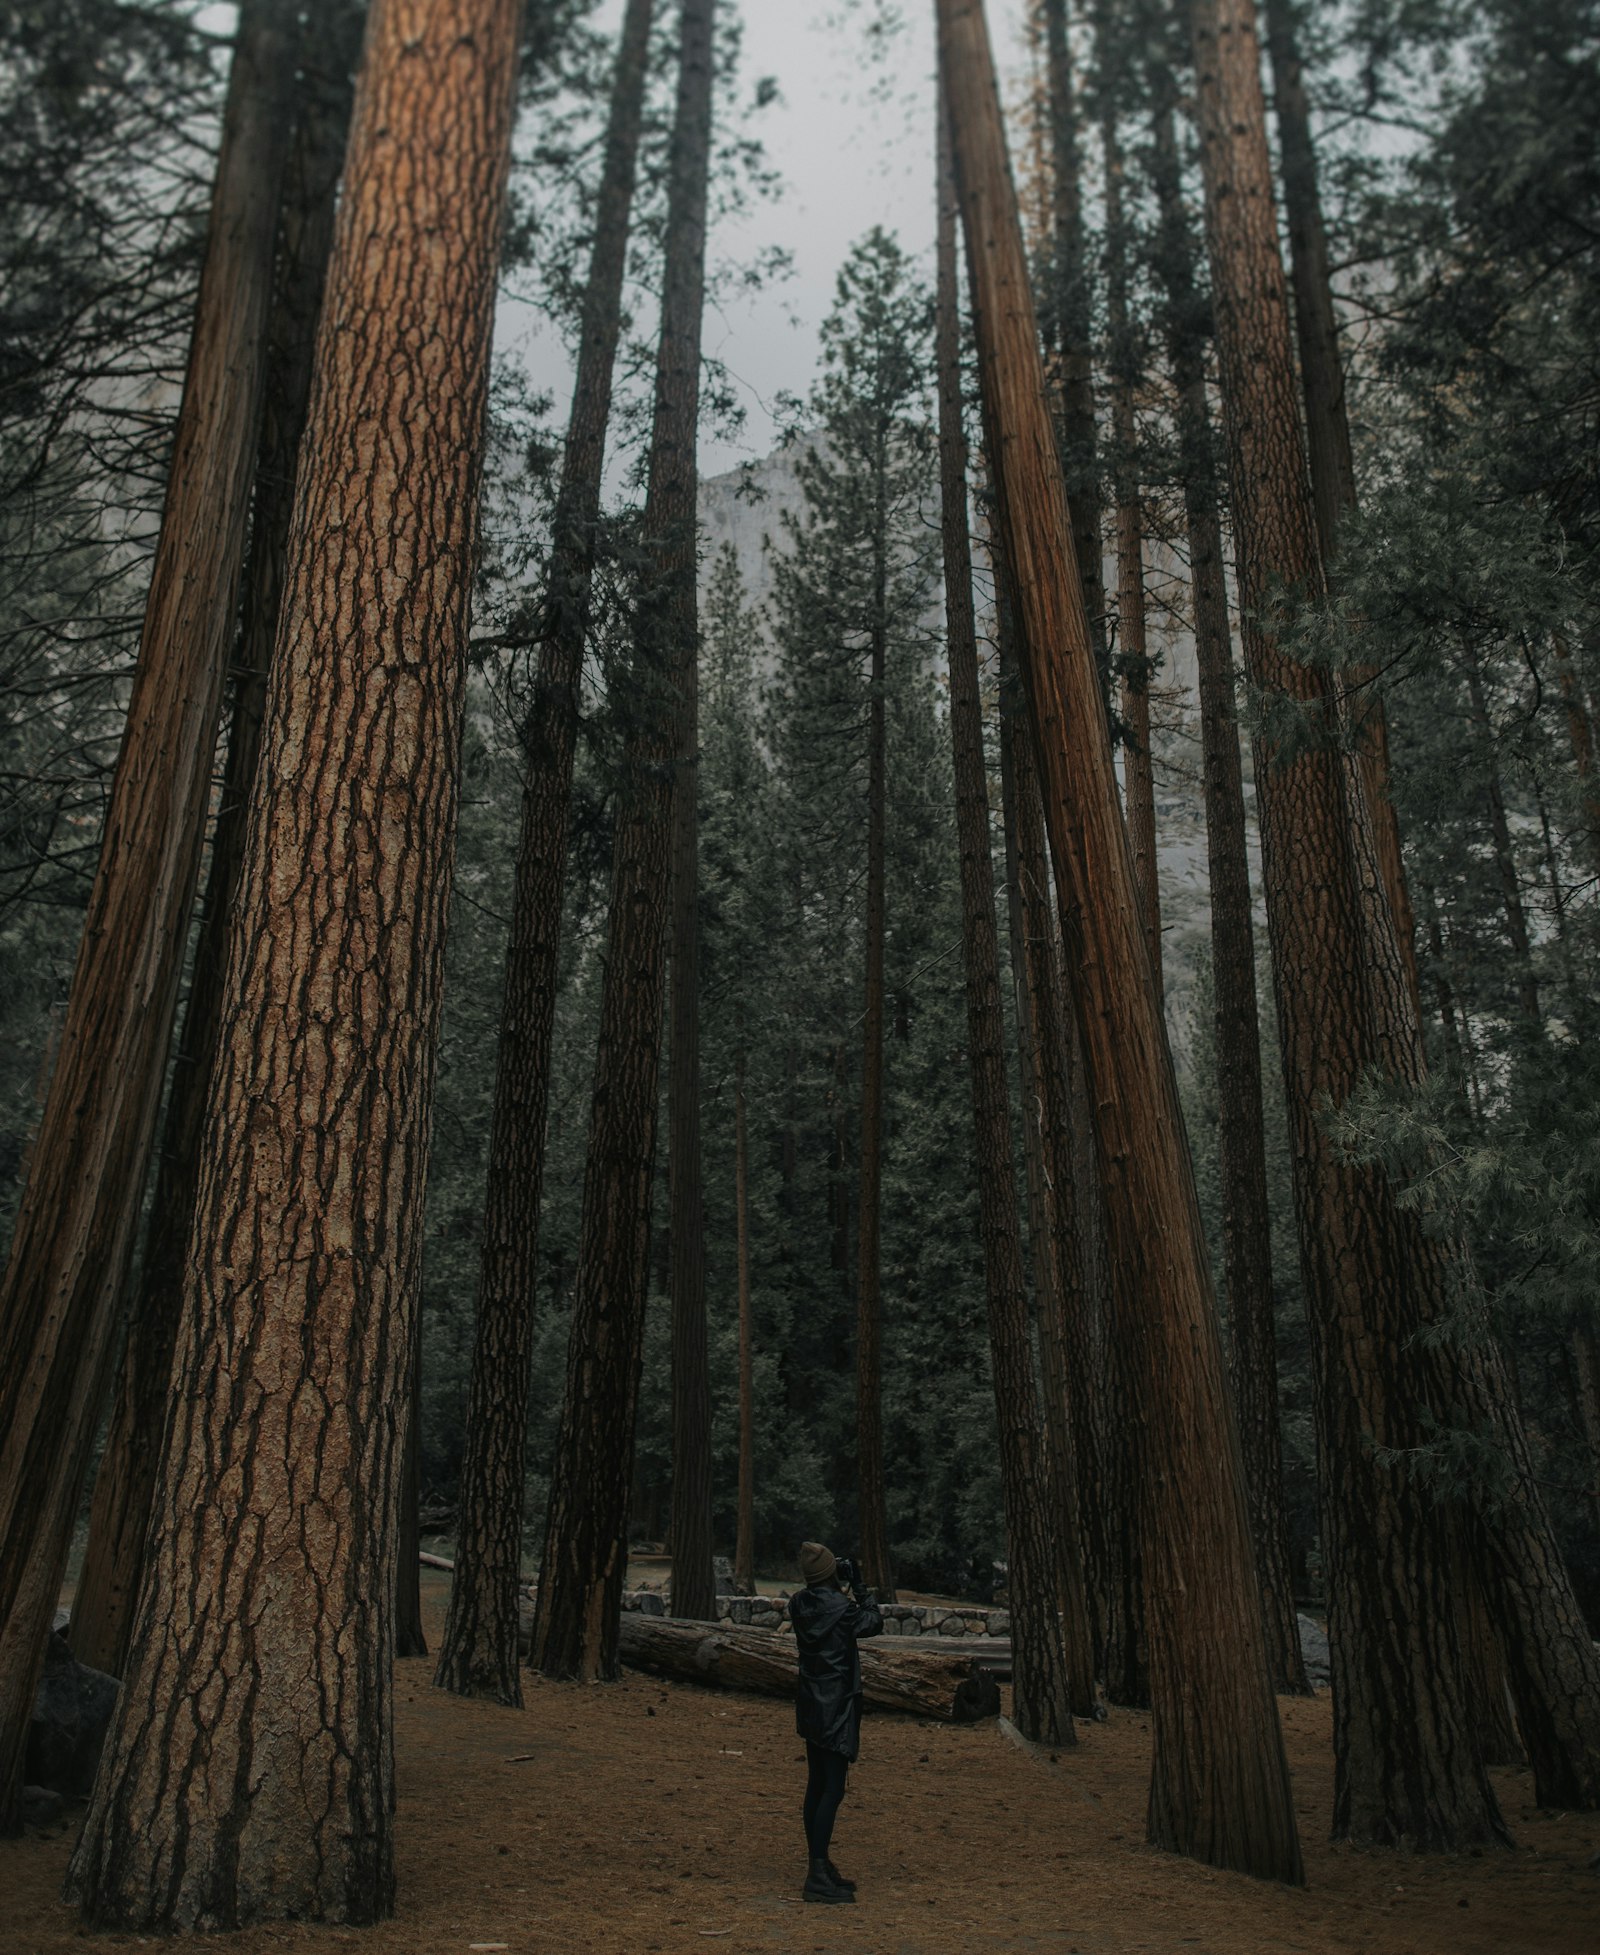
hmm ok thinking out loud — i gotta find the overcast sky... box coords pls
[512,0,1034,479]
[202,1,1035,478]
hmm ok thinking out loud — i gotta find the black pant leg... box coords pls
[808,1745,849,1859]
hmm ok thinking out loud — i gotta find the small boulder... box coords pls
[729,1598,752,1626]
[1297,1613,1331,1690]
[20,1785,64,1829]
[26,1632,119,1798]
[938,1615,967,1637]
[986,1610,1010,1638]
[713,1556,736,1597]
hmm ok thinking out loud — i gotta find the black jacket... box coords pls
[789,1580,883,1760]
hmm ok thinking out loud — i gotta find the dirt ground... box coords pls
[4,1573,1597,1955]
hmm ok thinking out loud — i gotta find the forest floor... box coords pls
[4,1572,1597,1954]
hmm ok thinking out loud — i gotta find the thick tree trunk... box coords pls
[994,621,1107,1692]
[939,0,1301,1883]
[64,0,520,1924]
[617,1614,1001,1723]
[1455,1341,1600,1806]
[1456,1540,1525,1769]
[435,0,655,1707]
[936,97,1081,1744]
[532,0,716,1686]
[1262,0,1418,1007]
[69,0,361,1687]
[1145,92,1308,1698]
[733,1050,756,1593]
[1191,0,1513,1848]
[1341,773,1600,1805]
[856,450,894,1606]
[0,0,300,1835]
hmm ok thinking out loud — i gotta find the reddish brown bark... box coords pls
[937,92,1082,1742]
[939,0,1301,1881]
[0,0,300,1833]
[532,0,717,1684]
[1191,0,1551,1846]
[64,0,521,1923]
[434,0,655,1706]
[69,0,362,1686]
[1144,86,1308,1697]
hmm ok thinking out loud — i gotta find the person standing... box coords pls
[790,1540,883,1904]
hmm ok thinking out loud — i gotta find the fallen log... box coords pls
[616,1613,1001,1723]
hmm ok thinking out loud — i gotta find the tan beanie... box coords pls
[798,1541,837,1586]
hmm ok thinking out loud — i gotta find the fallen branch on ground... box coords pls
[617,1612,1001,1722]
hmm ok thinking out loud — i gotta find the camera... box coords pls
[834,1555,860,1591]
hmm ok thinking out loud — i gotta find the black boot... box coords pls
[826,1858,857,1894]
[803,1856,853,1904]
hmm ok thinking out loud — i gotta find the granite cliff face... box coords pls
[697,442,810,613]
[698,449,1263,1066]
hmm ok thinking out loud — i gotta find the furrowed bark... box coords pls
[1261,0,1600,1813]
[435,0,655,1707]
[1191,0,1513,1847]
[937,91,1082,1743]
[0,0,300,1833]
[70,0,362,1686]
[65,0,520,1923]
[532,0,716,1685]
[939,0,1302,1882]
[1145,87,1307,1697]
